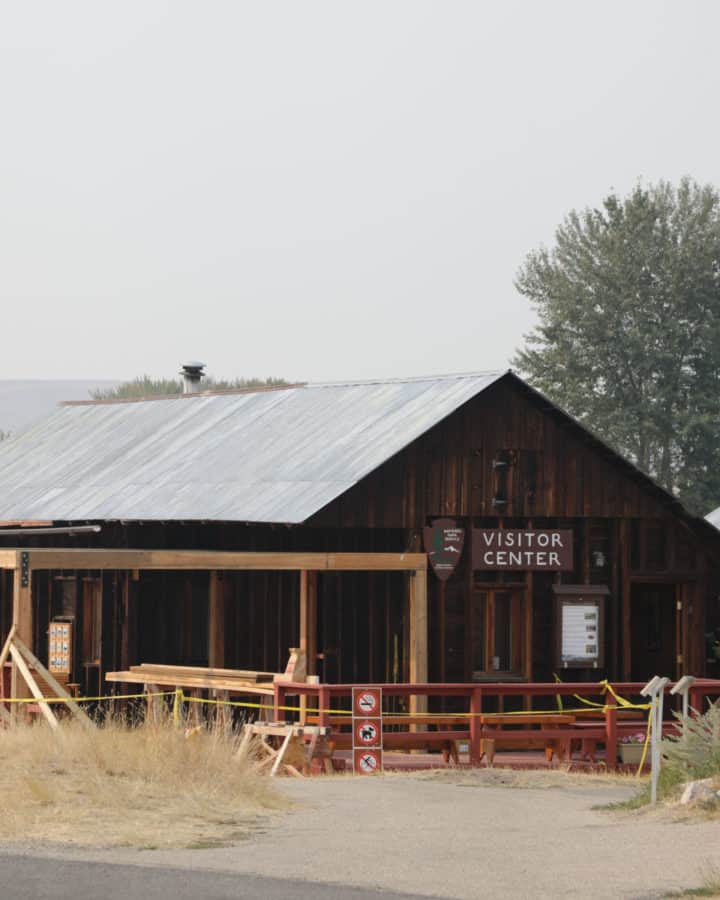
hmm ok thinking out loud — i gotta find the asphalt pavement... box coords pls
[0,853,434,900]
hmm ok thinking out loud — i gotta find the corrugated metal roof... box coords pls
[0,372,505,524]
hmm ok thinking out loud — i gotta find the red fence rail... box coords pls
[273,679,720,770]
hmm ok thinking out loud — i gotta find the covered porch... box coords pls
[0,547,428,713]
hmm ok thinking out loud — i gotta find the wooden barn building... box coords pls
[0,368,717,699]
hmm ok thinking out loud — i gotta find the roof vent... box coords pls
[181,361,206,394]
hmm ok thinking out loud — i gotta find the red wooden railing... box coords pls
[273,679,720,770]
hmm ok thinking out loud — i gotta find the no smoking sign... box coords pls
[352,687,381,717]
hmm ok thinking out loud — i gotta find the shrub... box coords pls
[644,701,720,803]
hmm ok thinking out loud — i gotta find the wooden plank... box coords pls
[22,549,427,572]
[131,663,276,681]
[208,571,225,668]
[270,730,295,777]
[0,624,17,672]
[105,671,276,694]
[9,644,58,729]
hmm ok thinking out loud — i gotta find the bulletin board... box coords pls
[553,585,607,669]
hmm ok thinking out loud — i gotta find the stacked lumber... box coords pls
[106,662,281,696]
[106,650,307,697]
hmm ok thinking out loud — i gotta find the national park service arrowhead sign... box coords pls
[423,518,465,581]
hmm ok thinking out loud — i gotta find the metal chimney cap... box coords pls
[181,361,206,374]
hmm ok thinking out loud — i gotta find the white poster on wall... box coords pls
[561,603,599,664]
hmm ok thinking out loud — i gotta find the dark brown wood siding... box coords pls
[309,377,675,528]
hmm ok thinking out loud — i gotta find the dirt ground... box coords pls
[4,769,720,899]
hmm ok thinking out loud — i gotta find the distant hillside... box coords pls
[0,380,120,436]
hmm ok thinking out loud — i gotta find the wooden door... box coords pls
[470,588,525,679]
[630,583,676,681]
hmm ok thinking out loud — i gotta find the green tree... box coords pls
[513,178,720,515]
[90,374,290,401]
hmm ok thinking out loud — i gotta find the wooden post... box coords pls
[619,520,632,680]
[12,554,32,650]
[299,571,317,677]
[298,571,318,724]
[605,702,618,770]
[470,686,483,766]
[609,519,620,679]
[273,682,285,722]
[208,571,225,668]
[524,566,533,709]
[11,553,32,709]
[318,685,330,728]
[120,571,139,671]
[409,568,428,719]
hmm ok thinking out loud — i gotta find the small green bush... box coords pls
[662,701,720,785]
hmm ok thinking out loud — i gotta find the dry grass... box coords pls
[0,716,285,849]
[397,765,643,791]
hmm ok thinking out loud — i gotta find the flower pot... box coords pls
[619,743,645,765]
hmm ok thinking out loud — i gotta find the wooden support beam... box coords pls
[9,644,59,730]
[0,550,20,570]
[208,571,225,668]
[12,635,93,725]
[11,556,32,710]
[12,556,32,647]
[299,571,318,678]
[18,549,426,573]
[409,568,428,719]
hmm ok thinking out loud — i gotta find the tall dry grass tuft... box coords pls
[0,713,284,848]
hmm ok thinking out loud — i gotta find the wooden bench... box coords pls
[308,713,576,765]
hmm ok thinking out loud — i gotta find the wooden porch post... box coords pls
[409,567,428,718]
[299,570,317,677]
[208,571,225,668]
[11,552,33,705]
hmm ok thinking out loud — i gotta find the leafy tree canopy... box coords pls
[90,375,290,401]
[513,178,720,516]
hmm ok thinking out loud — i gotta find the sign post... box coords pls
[640,675,670,806]
[352,687,383,775]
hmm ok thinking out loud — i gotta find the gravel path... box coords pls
[2,771,718,899]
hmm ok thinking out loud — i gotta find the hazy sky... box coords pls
[1,2,718,382]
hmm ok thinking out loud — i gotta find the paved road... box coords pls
[1,853,435,900]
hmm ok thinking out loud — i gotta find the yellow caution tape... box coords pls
[634,705,653,777]
[0,690,174,705]
[0,682,651,721]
